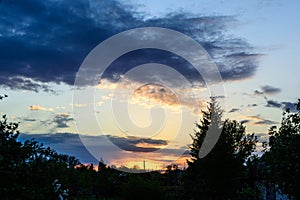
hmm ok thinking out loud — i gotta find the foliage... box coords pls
[165,164,181,186]
[121,174,164,200]
[261,99,300,199]
[183,97,259,199]
[2,94,299,199]
[0,95,80,199]
[189,97,223,160]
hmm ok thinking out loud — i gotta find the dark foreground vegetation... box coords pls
[1,95,299,199]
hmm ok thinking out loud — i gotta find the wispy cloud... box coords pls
[16,117,37,122]
[261,85,281,95]
[29,105,53,112]
[247,103,258,107]
[228,108,240,113]
[53,113,74,128]
[240,119,250,124]
[70,103,88,108]
[246,115,264,121]
[253,119,277,125]
[243,115,278,125]
[254,90,264,95]
[254,85,281,96]
[40,113,74,129]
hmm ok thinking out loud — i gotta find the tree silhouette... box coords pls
[0,95,80,199]
[261,100,300,199]
[121,174,164,200]
[189,97,223,160]
[183,97,259,199]
[165,164,180,186]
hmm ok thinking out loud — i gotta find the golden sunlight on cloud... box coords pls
[56,113,70,117]
[130,83,207,114]
[131,84,179,108]
[96,79,117,90]
[135,142,168,149]
[246,115,264,121]
[95,79,208,114]
[29,105,53,112]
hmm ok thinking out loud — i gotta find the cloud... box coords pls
[18,133,98,163]
[282,102,298,112]
[247,103,258,107]
[0,0,261,92]
[254,85,281,96]
[245,115,278,125]
[261,85,281,95]
[254,119,278,125]
[15,116,37,122]
[29,105,53,112]
[40,113,74,128]
[96,81,207,114]
[130,84,179,108]
[228,108,240,113]
[254,90,264,95]
[18,132,180,165]
[263,98,298,112]
[106,135,168,152]
[70,103,88,108]
[240,119,250,124]
[21,118,36,122]
[266,100,282,108]
[53,113,74,128]
[0,76,55,93]
[246,115,264,121]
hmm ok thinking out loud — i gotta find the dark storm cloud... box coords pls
[0,0,261,92]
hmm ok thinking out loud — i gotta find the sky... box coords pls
[0,0,299,170]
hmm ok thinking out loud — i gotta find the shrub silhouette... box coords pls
[121,175,164,200]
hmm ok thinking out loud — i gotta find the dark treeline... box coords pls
[0,95,299,200]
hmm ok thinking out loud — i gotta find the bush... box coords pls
[121,175,164,200]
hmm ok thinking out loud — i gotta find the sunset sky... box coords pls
[1,0,299,170]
